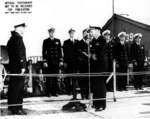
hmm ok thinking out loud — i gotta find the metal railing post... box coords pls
[113,60,117,102]
[127,67,130,86]
[29,60,33,93]
[87,39,92,110]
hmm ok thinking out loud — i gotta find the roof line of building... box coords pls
[102,14,150,31]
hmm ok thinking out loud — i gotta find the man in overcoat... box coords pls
[7,23,27,115]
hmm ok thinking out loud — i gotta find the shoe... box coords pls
[52,93,58,97]
[8,109,27,115]
[123,88,127,91]
[85,96,89,100]
[17,109,27,115]
[47,93,52,97]
[139,87,143,90]
[70,97,77,100]
[8,110,17,115]
[95,107,104,112]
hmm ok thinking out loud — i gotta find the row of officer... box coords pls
[42,26,146,111]
[42,27,108,111]
[114,32,145,91]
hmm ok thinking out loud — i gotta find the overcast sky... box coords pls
[0,0,150,57]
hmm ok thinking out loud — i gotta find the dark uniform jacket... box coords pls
[90,36,107,109]
[78,39,89,64]
[42,38,62,66]
[130,42,145,66]
[114,42,129,67]
[91,36,107,72]
[126,41,133,62]
[7,31,26,73]
[63,39,79,64]
[105,40,114,71]
[93,36,106,59]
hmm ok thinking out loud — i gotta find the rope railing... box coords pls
[0,60,150,109]
[1,71,150,78]
[1,93,150,108]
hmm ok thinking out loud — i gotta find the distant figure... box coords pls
[114,32,129,91]
[131,33,145,90]
[127,33,134,85]
[102,30,114,91]
[42,27,62,97]
[7,23,27,115]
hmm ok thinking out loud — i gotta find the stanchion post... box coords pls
[113,60,117,102]
[29,60,33,93]
[127,67,130,86]
[87,35,92,110]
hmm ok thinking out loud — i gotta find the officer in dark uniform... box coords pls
[114,32,129,91]
[131,33,145,90]
[7,23,27,115]
[90,27,107,111]
[63,28,79,100]
[42,27,62,96]
[78,29,90,99]
[102,30,114,91]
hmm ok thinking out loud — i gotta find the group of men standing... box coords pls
[42,26,146,111]
[42,27,109,111]
[6,23,146,115]
[114,32,145,91]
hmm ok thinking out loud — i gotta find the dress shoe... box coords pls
[8,110,18,115]
[52,93,58,97]
[47,93,52,97]
[70,97,77,100]
[95,107,104,112]
[17,109,27,115]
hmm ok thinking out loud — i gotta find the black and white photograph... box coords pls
[0,0,150,118]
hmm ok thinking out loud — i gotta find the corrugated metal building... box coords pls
[102,14,150,57]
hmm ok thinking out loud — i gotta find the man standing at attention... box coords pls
[63,28,79,100]
[131,33,145,90]
[42,27,62,97]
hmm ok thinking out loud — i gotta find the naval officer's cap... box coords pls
[102,30,111,36]
[68,28,75,33]
[134,33,142,39]
[48,27,55,32]
[118,32,126,38]
[14,23,26,28]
